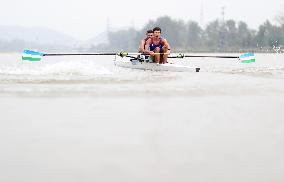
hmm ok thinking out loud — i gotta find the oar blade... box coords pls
[22,50,43,61]
[240,52,255,63]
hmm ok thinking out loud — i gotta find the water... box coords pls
[0,53,284,182]
[1,53,283,96]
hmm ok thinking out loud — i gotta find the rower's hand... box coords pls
[149,51,155,56]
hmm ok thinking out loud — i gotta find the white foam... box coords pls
[0,60,113,76]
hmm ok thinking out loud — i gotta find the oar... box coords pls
[128,52,255,63]
[168,52,255,63]
[21,50,172,61]
[22,50,255,63]
[21,50,129,61]
[133,52,255,63]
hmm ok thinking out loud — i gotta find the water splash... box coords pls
[0,60,113,76]
[273,45,282,54]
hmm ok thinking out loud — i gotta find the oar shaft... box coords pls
[43,53,117,56]
[43,53,239,59]
[184,55,239,58]
[128,53,239,58]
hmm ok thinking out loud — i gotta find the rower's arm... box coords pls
[144,39,152,54]
[139,40,145,53]
[163,39,171,54]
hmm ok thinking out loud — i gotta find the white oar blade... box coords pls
[22,50,43,61]
[240,52,255,63]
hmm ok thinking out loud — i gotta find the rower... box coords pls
[145,27,171,64]
[139,30,153,53]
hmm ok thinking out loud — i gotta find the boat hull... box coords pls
[114,58,200,72]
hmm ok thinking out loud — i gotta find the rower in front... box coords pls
[145,27,170,64]
[139,30,153,53]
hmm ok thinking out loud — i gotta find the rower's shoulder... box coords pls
[145,38,151,44]
[162,38,169,44]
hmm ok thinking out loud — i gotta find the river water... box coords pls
[0,53,284,182]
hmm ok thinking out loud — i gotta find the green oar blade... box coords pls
[22,50,43,61]
[240,52,255,63]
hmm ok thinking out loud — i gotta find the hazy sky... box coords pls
[1,0,283,40]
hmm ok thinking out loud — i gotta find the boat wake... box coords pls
[223,66,284,78]
[0,60,113,76]
[0,60,120,86]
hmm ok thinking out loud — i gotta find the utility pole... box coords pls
[219,6,226,51]
[200,0,204,28]
[221,6,226,25]
[106,18,110,34]
[131,20,135,30]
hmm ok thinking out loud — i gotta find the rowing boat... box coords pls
[21,50,255,72]
[114,56,201,72]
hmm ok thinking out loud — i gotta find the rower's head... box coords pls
[146,30,153,39]
[153,27,161,38]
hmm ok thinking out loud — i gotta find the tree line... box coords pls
[1,16,283,53]
[92,16,284,53]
